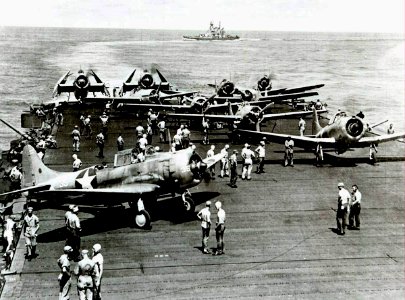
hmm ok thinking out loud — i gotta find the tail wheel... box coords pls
[183,195,195,213]
[135,210,151,228]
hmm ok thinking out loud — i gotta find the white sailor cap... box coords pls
[206,201,211,206]
[338,182,344,187]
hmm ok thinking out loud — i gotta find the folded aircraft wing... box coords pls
[167,113,240,121]
[259,91,319,102]
[261,109,328,121]
[236,130,336,149]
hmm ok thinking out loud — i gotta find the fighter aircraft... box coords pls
[52,69,110,101]
[167,102,327,131]
[0,145,224,229]
[237,108,405,163]
[210,78,324,102]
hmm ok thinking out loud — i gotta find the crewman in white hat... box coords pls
[197,201,212,254]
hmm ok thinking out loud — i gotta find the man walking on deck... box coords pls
[24,207,39,259]
[197,201,212,254]
[336,182,351,235]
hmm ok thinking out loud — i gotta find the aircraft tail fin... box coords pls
[22,145,60,187]
[312,108,323,135]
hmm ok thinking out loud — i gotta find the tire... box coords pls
[135,210,151,229]
[183,195,195,213]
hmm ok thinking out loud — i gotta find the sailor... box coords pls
[72,154,82,172]
[157,119,166,143]
[298,117,306,136]
[206,145,216,178]
[74,249,96,300]
[95,130,105,158]
[56,111,64,127]
[182,125,191,148]
[255,141,266,174]
[369,143,378,165]
[136,151,145,163]
[213,201,226,255]
[117,133,125,151]
[241,144,254,180]
[79,115,86,134]
[9,162,22,192]
[92,243,104,300]
[99,112,109,138]
[349,184,362,230]
[36,138,47,153]
[71,125,81,152]
[24,207,39,259]
[3,215,16,253]
[173,132,182,151]
[138,134,148,153]
[202,117,210,145]
[387,123,395,134]
[284,136,294,167]
[105,100,112,113]
[197,201,212,254]
[336,183,351,235]
[135,122,144,142]
[229,150,238,188]
[65,205,75,228]
[58,245,73,300]
[146,124,153,145]
[219,144,230,178]
[177,124,185,136]
[83,115,92,139]
[148,111,159,135]
[66,206,81,260]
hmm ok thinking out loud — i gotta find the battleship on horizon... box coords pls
[183,21,239,41]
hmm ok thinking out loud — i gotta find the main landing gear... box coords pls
[130,190,196,229]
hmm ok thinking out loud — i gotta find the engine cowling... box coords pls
[74,74,90,99]
[257,76,271,91]
[218,81,235,97]
[345,117,364,138]
[139,73,154,89]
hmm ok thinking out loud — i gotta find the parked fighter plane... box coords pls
[210,78,324,102]
[52,69,110,101]
[237,108,405,163]
[168,102,327,131]
[0,145,224,229]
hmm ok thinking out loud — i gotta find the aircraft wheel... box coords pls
[135,210,151,229]
[182,195,195,213]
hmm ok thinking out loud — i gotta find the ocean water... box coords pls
[0,27,403,150]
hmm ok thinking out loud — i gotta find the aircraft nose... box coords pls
[346,118,364,137]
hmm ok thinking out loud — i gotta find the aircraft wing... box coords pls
[57,83,76,93]
[167,113,240,121]
[355,132,405,148]
[261,109,328,121]
[88,83,107,93]
[258,91,319,102]
[281,84,325,95]
[236,130,336,149]
[117,103,194,111]
[159,91,197,100]
[202,152,225,169]
[31,183,160,201]
[0,184,52,200]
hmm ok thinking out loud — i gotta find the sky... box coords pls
[0,0,403,33]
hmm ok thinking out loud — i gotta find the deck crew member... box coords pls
[219,144,230,178]
[197,201,212,254]
[182,125,191,148]
[66,206,81,260]
[99,112,109,138]
[72,154,82,172]
[95,130,105,158]
[71,125,81,152]
[135,123,144,142]
[138,134,148,153]
[9,162,22,192]
[24,207,39,259]
[157,119,166,143]
[75,249,96,300]
[206,145,216,178]
[176,124,185,137]
[148,111,159,135]
[36,138,47,158]
[336,182,351,235]
[315,99,323,110]
[173,132,182,151]
[315,143,323,166]
[369,143,378,165]
[349,184,361,230]
[3,215,16,253]
[117,133,125,151]
[241,144,254,180]
[229,150,238,188]
[92,243,104,300]
[213,201,226,255]
[387,123,395,134]
[284,136,294,167]
[58,245,73,300]
[146,124,153,145]
[255,141,266,174]
[56,111,64,127]
[83,115,92,139]
[298,117,306,136]
[202,117,210,145]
